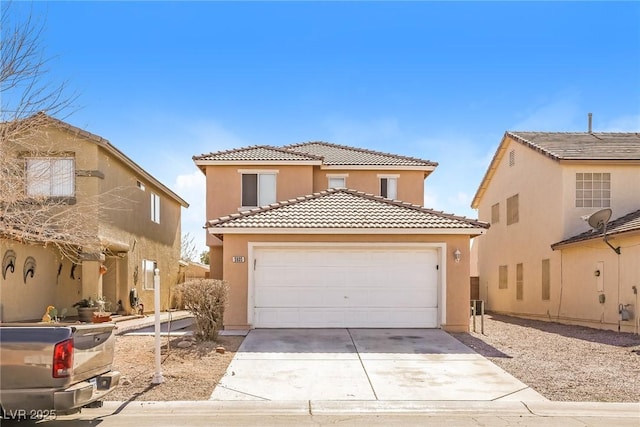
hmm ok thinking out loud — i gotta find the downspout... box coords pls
[557,250,564,321]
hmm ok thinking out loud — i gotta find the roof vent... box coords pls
[588,112,593,133]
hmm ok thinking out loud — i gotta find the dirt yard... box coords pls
[106,334,243,401]
[107,314,640,402]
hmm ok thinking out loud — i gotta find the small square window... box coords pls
[328,177,346,189]
[576,172,610,208]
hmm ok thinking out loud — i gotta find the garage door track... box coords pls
[210,329,545,401]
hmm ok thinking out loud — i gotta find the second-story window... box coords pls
[506,194,519,225]
[151,192,160,223]
[25,157,75,197]
[327,174,347,189]
[242,173,276,207]
[576,173,610,208]
[380,177,398,199]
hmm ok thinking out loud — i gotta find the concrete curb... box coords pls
[98,400,640,417]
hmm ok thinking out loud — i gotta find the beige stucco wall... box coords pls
[94,146,183,314]
[554,233,640,332]
[476,135,640,331]
[204,164,314,231]
[218,233,472,332]
[2,123,184,319]
[476,137,564,317]
[312,168,426,206]
[560,163,640,238]
[0,239,78,322]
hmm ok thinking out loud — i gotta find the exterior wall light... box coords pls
[453,248,461,263]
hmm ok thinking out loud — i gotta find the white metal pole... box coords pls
[151,268,164,384]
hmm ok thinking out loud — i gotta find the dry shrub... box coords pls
[177,279,229,341]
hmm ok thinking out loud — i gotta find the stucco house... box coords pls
[0,114,189,322]
[472,131,640,332]
[193,142,488,332]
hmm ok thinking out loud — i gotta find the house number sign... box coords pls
[232,256,246,263]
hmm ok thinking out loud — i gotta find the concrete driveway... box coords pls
[210,329,546,401]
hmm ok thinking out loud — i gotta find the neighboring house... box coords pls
[472,131,640,332]
[0,114,189,322]
[178,260,210,282]
[193,142,488,331]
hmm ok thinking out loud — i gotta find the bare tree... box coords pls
[0,3,125,262]
[181,232,198,262]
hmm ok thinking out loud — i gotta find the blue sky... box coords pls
[15,1,640,255]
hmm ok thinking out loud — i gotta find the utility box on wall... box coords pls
[595,261,604,293]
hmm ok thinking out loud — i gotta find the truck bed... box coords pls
[0,322,119,414]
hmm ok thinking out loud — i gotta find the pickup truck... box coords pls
[0,322,120,418]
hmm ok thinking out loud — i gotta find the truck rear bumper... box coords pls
[1,371,120,414]
[54,371,121,412]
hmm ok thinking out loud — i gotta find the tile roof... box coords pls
[507,132,640,161]
[193,145,322,162]
[207,188,488,231]
[551,208,640,249]
[283,141,438,167]
[471,130,640,209]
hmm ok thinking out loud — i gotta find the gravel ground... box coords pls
[106,334,243,401]
[451,313,640,402]
[107,314,640,402]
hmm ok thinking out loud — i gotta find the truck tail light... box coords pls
[53,338,74,378]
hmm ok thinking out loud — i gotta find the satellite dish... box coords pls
[585,208,620,254]
[587,208,612,231]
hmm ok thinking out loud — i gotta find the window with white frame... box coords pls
[142,259,157,290]
[327,175,346,189]
[576,173,611,208]
[151,192,160,223]
[25,157,75,197]
[241,172,276,207]
[379,176,398,199]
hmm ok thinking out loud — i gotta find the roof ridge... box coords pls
[192,145,322,161]
[284,141,438,166]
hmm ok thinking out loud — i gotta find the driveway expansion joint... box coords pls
[347,328,379,400]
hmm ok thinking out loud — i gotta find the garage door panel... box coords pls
[253,246,440,328]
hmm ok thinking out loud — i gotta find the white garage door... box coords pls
[252,245,440,328]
